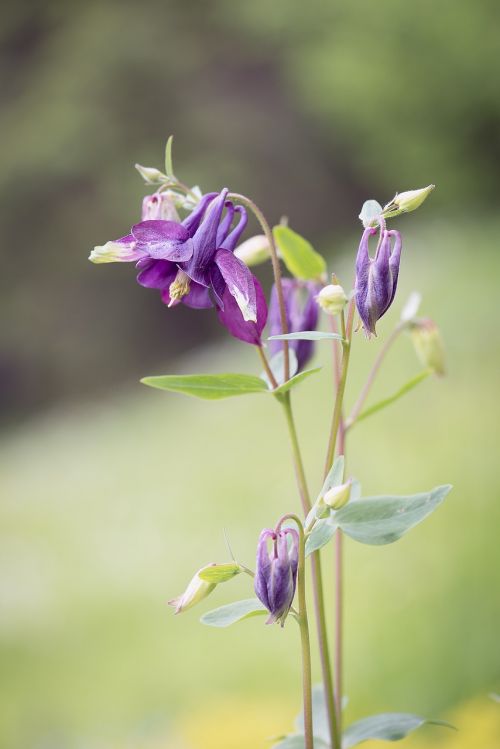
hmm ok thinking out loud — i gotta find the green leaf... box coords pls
[355,369,433,424]
[269,331,344,342]
[343,712,454,748]
[305,519,337,556]
[336,485,452,546]
[273,368,322,396]
[200,599,267,627]
[165,134,175,177]
[273,225,326,280]
[359,199,383,228]
[273,735,329,749]
[141,373,268,399]
[197,562,242,583]
[262,349,299,387]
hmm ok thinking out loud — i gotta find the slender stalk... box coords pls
[257,345,279,390]
[277,514,313,749]
[229,192,290,381]
[346,322,404,429]
[281,395,341,749]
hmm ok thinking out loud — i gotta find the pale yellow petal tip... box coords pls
[89,241,138,264]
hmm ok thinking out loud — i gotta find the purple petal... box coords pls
[216,202,235,246]
[214,248,257,322]
[182,281,213,310]
[217,275,267,345]
[254,529,275,610]
[131,220,193,262]
[185,190,229,281]
[220,206,248,252]
[209,265,226,309]
[387,229,402,308]
[182,192,218,234]
[268,279,319,369]
[136,258,177,289]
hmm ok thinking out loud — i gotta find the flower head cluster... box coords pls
[254,527,299,626]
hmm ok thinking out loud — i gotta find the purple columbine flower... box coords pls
[355,226,402,336]
[268,279,320,370]
[90,189,265,332]
[254,527,299,627]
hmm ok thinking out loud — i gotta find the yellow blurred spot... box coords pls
[402,696,500,748]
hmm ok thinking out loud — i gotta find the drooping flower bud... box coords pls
[324,480,351,510]
[315,283,347,316]
[382,185,435,219]
[355,227,402,337]
[410,318,445,376]
[141,192,180,222]
[135,164,167,184]
[254,528,299,626]
[168,565,217,614]
[234,235,271,267]
[269,279,320,369]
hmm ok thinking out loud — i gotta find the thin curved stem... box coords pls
[256,345,279,390]
[228,192,290,381]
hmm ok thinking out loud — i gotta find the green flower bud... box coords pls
[324,480,351,510]
[168,565,217,614]
[135,163,167,184]
[410,319,446,376]
[382,185,435,219]
[315,284,347,316]
[234,235,271,267]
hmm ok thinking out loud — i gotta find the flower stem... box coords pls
[276,514,313,749]
[229,192,290,381]
[257,345,279,390]
[346,321,404,429]
[281,395,341,749]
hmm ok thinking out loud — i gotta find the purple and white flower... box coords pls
[254,527,299,626]
[355,226,402,336]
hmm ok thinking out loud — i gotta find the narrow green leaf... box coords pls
[141,373,268,399]
[336,485,452,545]
[165,134,175,177]
[273,225,326,280]
[269,331,344,342]
[273,735,329,749]
[200,598,267,627]
[355,369,433,424]
[359,200,383,228]
[305,519,337,556]
[343,712,455,748]
[273,368,322,396]
[197,562,242,583]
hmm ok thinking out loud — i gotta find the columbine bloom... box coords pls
[268,279,320,369]
[254,528,299,626]
[90,189,265,332]
[355,226,402,336]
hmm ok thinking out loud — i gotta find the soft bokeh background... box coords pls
[1,2,499,748]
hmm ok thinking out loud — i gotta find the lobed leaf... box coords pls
[343,712,454,748]
[200,599,267,627]
[273,225,326,280]
[336,485,452,546]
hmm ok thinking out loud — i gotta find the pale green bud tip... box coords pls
[410,319,446,376]
[234,235,271,267]
[324,480,351,510]
[89,241,138,264]
[168,566,217,614]
[383,185,435,218]
[135,163,167,184]
[315,284,348,316]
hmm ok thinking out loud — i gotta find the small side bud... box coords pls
[168,565,217,614]
[234,235,271,267]
[315,283,347,316]
[382,185,435,219]
[135,163,167,184]
[410,319,446,376]
[324,480,351,510]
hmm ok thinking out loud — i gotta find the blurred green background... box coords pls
[1,1,499,748]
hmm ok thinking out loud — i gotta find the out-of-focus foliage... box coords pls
[1,0,499,417]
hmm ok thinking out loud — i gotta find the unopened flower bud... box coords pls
[234,235,271,267]
[168,565,217,614]
[355,227,402,336]
[141,192,180,221]
[382,185,435,219]
[135,164,167,184]
[254,528,299,627]
[316,284,347,316]
[410,319,445,376]
[324,480,351,510]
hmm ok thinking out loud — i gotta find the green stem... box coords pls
[281,396,341,749]
[228,192,290,381]
[257,345,279,390]
[276,514,313,749]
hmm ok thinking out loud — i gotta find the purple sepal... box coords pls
[269,279,320,370]
[131,220,194,262]
[355,227,403,336]
[136,258,177,289]
[217,275,268,345]
[214,248,257,322]
[254,527,299,627]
